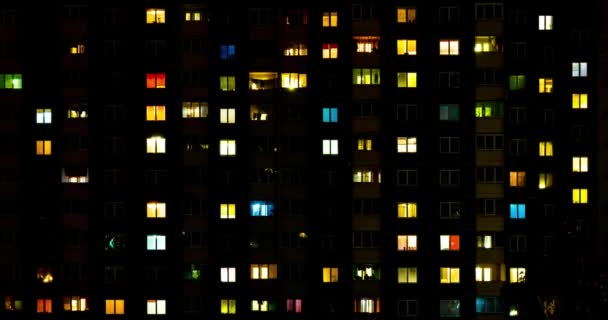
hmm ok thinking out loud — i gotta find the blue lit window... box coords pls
[509,204,525,219]
[250,201,274,217]
[439,104,459,121]
[220,45,235,60]
[322,107,338,123]
[476,297,503,314]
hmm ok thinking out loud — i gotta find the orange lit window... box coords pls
[354,36,380,53]
[146,73,166,89]
[70,44,85,54]
[36,299,52,313]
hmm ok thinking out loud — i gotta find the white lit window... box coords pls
[251,300,269,312]
[439,235,460,251]
[538,15,553,30]
[322,44,338,59]
[219,139,236,156]
[182,101,208,118]
[397,235,417,251]
[63,296,88,311]
[322,139,339,155]
[146,202,166,218]
[220,203,236,219]
[146,299,166,315]
[572,62,588,77]
[146,136,166,153]
[475,266,493,282]
[397,137,417,153]
[572,156,588,172]
[439,40,459,55]
[221,267,236,283]
[36,109,52,124]
[146,235,166,250]
[220,108,236,124]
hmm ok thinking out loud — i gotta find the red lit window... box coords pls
[440,235,460,251]
[146,73,166,89]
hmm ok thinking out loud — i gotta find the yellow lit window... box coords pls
[221,299,236,314]
[284,43,307,56]
[146,9,166,24]
[509,171,526,187]
[36,299,52,313]
[572,188,588,204]
[146,105,166,121]
[397,72,417,88]
[357,139,373,151]
[105,299,125,315]
[474,36,498,53]
[281,73,307,89]
[353,68,381,85]
[397,39,416,55]
[509,267,526,283]
[220,203,236,219]
[353,170,380,183]
[36,140,52,155]
[70,44,85,54]
[397,137,417,153]
[182,101,208,118]
[220,76,236,91]
[538,173,553,190]
[219,139,236,156]
[397,202,417,218]
[397,235,417,251]
[397,267,417,283]
[220,108,236,124]
[440,267,460,283]
[475,266,493,282]
[572,156,588,172]
[37,268,53,283]
[251,300,270,312]
[220,267,236,282]
[250,264,278,280]
[146,201,166,218]
[572,93,588,109]
[64,296,88,311]
[539,78,553,93]
[397,7,416,23]
[539,141,553,156]
[354,36,380,53]
[146,136,166,153]
[439,40,459,55]
[185,10,201,22]
[322,44,338,59]
[146,299,166,314]
[322,11,337,27]
[322,267,339,283]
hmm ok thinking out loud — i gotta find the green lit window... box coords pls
[0,73,22,89]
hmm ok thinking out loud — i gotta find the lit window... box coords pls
[250,264,278,280]
[219,139,236,156]
[322,44,338,59]
[322,11,337,27]
[397,235,417,251]
[397,7,416,23]
[67,104,88,118]
[322,139,339,155]
[105,299,125,315]
[286,299,302,313]
[572,62,588,77]
[182,101,208,118]
[220,267,236,283]
[572,188,588,204]
[397,267,417,283]
[36,140,52,156]
[251,104,271,121]
[573,156,589,172]
[185,10,202,22]
[36,108,52,124]
[397,202,417,218]
[220,45,235,60]
[474,36,499,53]
[146,9,166,24]
[146,202,166,218]
[62,168,89,183]
[509,171,525,187]
[439,40,459,55]
[322,107,338,123]
[509,75,526,90]
[284,42,307,56]
[354,298,381,313]
[146,73,165,89]
[353,69,381,85]
[146,234,166,250]
[281,73,307,89]
[251,300,271,312]
[250,201,274,216]
[538,15,553,30]
[440,235,460,251]
[397,72,417,88]
[477,235,493,249]
[538,78,553,93]
[146,105,166,121]
[538,141,553,156]
[322,267,338,283]
[184,264,202,280]
[36,299,52,313]
[397,137,417,153]
[509,204,526,219]
[70,44,85,54]
[249,72,278,90]
[220,299,236,314]
[440,267,460,283]
[353,170,381,183]
[397,39,417,55]
[475,101,503,118]
[36,267,54,283]
[0,73,22,89]
[538,173,553,190]
[220,203,236,219]
[354,36,380,53]
[146,299,166,314]
[357,139,373,151]
[63,296,88,311]
[509,267,526,283]
[572,93,588,109]
[475,267,493,282]
[146,136,166,154]
[220,76,236,91]
[439,104,459,121]
[220,108,236,124]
